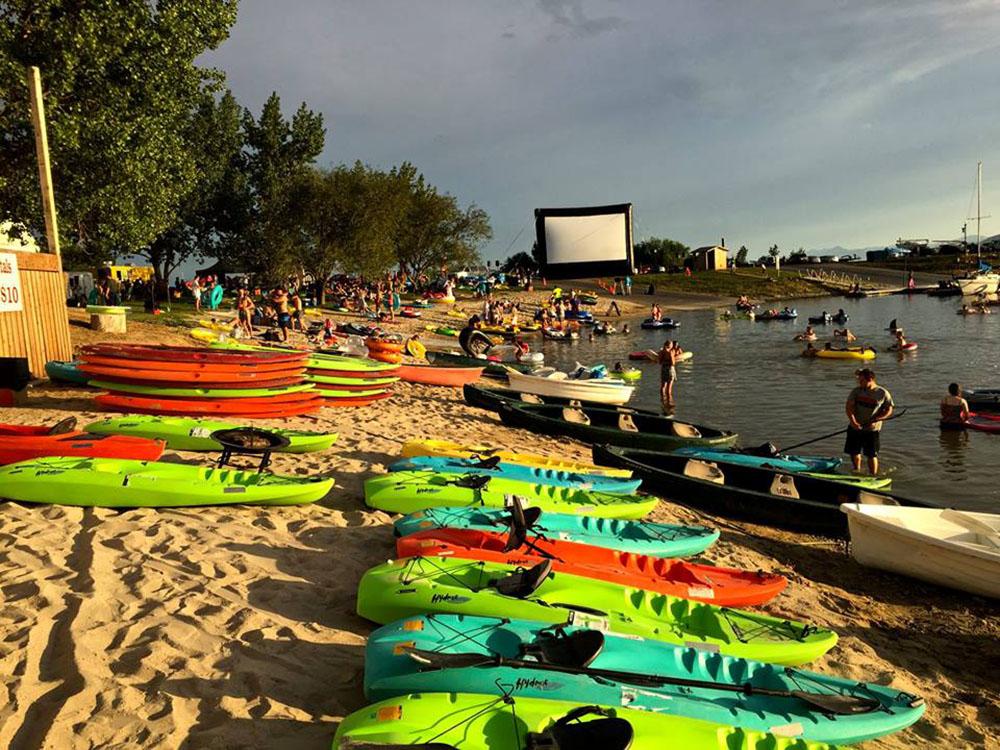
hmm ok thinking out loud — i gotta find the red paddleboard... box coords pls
[0,433,166,464]
[78,364,305,387]
[80,354,303,374]
[95,394,324,417]
[966,414,1000,434]
[396,528,787,607]
[80,344,307,365]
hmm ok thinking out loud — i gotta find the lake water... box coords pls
[537,293,1000,512]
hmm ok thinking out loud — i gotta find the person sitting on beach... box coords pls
[940,383,970,425]
[834,328,857,342]
[460,315,493,357]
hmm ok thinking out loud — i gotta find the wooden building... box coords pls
[0,67,72,381]
[692,243,729,271]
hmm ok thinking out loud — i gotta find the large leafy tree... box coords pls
[225,92,325,280]
[136,90,247,283]
[633,237,689,269]
[0,0,239,264]
[392,163,491,277]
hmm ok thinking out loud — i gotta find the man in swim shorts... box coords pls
[845,368,894,475]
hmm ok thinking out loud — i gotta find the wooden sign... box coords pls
[0,252,24,312]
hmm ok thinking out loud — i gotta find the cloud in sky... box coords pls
[201,0,1000,259]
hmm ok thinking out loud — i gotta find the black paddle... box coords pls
[779,407,908,453]
[403,647,886,716]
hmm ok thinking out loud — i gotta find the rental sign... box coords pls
[0,252,24,312]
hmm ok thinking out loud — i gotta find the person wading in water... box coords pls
[845,368,894,475]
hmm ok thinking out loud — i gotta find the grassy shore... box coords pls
[638,267,829,301]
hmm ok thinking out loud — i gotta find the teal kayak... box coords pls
[387,456,641,494]
[364,614,925,744]
[357,556,838,665]
[335,692,842,750]
[44,360,90,385]
[672,447,841,473]
[84,415,337,453]
[0,457,333,507]
[365,471,658,519]
[392,506,719,557]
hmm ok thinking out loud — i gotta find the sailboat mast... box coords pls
[977,161,982,260]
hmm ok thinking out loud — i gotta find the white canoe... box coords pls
[505,368,634,406]
[840,504,1000,599]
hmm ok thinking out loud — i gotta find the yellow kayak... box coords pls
[812,347,876,360]
[400,439,633,478]
[190,327,225,343]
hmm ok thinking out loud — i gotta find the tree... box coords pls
[137,90,246,283]
[0,0,239,264]
[220,93,325,280]
[735,245,749,266]
[503,251,537,274]
[768,244,781,272]
[633,237,689,269]
[391,164,492,278]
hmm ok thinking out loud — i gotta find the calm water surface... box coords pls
[537,294,1000,511]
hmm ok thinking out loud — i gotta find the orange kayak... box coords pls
[396,528,787,606]
[397,364,483,387]
[0,432,166,465]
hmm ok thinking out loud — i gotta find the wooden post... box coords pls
[27,65,60,257]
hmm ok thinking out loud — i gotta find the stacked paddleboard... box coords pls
[305,352,398,407]
[79,344,322,417]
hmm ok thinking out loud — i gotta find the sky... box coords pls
[200,0,1000,261]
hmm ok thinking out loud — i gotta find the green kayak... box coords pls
[306,353,400,372]
[357,556,837,666]
[0,457,333,507]
[802,472,891,490]
[334,693,840,750]
[84,416,338,453]
[497,402,739,451]
[305,372,398,386]
[364,471,658,519]
[88,381,313,398]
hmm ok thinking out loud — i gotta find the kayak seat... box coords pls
[529,629,605,668]
[671,421,702,439]
[493,560,553,598]
[48,416,78,435]
[617,413,639,432]
[683,459,724,484]
[519,393,544,404]
[527,709,633,750]
[472,456,503,470]
[562,408,591,425]
[857,490,898,506]
[769,474,799,499]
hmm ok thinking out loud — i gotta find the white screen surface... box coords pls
[543,213,628,265]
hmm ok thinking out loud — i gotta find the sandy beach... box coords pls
[1,303,997,749]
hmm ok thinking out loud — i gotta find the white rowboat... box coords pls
[505,368,634,406]
[840,504,1000,599]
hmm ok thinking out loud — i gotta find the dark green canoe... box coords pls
[496,402,738,450]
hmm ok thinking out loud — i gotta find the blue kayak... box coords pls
[365,614,925,745]
[392,506,719,557]
[44,360,90,386]
[388,456,642,494]
[672,447,841,473]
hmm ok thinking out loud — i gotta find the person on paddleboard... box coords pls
[940,383,970,426]
[845,368,894,475]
